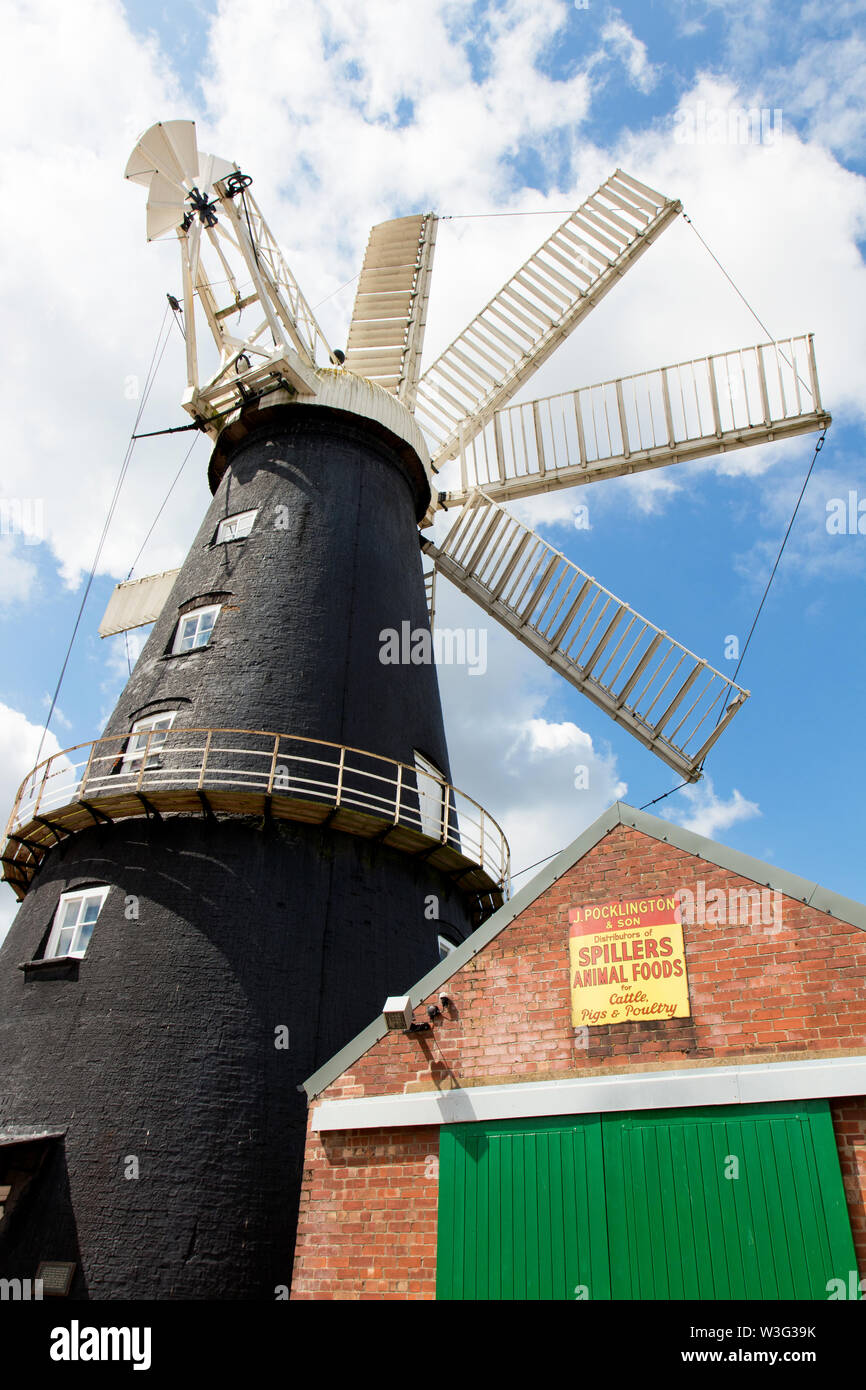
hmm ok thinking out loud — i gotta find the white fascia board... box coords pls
[311,1055,866,1132]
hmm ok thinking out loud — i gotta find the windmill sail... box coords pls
[414,170,681,468]
[345,213,438,405]
[424,492,748,780]
[125,119,200,189]
[423,564,437,634]
[124,129,809,781]
[446,336,831,505]
[125,120,236,243]
[125,120,338,426]
[98,569,181,638]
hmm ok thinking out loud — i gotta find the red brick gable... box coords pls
[292,823,866,1299]
[321,824,866,1102]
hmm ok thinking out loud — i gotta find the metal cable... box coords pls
[682,211,812,397]
[728,429,827,692]
[510,847,563,881]
[639,426,828,810]
[33,306,173,765]
[126,433,201,582]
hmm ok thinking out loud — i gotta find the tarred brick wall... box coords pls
[291,825,866,1299]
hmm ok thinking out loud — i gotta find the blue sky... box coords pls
[1,0,865,941]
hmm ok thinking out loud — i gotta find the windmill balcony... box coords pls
[1,729,511,916]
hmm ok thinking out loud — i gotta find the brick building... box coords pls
[291,802,866,1301]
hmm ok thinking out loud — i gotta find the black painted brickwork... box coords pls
[0,408,475,1298]
[103,406,452,776]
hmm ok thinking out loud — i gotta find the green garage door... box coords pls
[437,1113,609,1300]
[436,1101,857,1301]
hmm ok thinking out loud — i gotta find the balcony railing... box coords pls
[2,728,511,912]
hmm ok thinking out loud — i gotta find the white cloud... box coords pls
[731,450,866,589]
[431,79,866,571]
[0,0,212,590]
[670,0,866,153]
[436,580,627,877]
[598,15,659,94]
[520,717,592,754]
[41,698,72,731]
[662,775,760,839]
[97,627,150,727]
[0,541,38,604]
[0,703,68,947]
[800,0,866,19]
[202,0,593,273]
[666,0,776,69]
[768,36,866,159]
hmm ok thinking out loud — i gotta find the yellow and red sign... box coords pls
[568,894,690,1028]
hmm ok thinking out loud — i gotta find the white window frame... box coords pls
[45,886,110,960]
[414,750,446,839]
[215,510,257,544]
[172,604,221,654]
[120,711,176,777]
[438,934,457,961]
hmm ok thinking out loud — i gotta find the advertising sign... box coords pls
[569,893,690,1027]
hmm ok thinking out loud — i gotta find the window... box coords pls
[120,711,175,776]
[45,887,109,960]
[414,750,446,839]
[172,604,220,654]
[215,510,257,544]
[438,934,457,962]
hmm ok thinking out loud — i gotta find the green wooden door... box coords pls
[603,1100,858,1300]
[437,1101,857,1301]
[436,1114,609,1300]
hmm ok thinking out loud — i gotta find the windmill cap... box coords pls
[206,370,434,517]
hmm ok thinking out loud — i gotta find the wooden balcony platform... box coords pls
[2,729,510,919]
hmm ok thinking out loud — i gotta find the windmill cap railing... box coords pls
[2,729,510,910]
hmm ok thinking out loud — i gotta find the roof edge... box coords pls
[302,800,866,1098]
[622,802,866,929]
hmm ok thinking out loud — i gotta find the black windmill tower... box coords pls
[0,121,829,1299]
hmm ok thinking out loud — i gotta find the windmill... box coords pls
[116,121,826,782]
[0,121,829,1300]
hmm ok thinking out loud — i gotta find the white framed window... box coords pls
[45,887,110,960]
[414,750,446,839]
[438,934,457,962]
[172,604,220,654]
[215,510,257,544]
[120,711,176,776]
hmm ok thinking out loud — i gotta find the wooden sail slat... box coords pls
[425,492,748,780]
[345,213,437,400]
[415,170,682,464]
